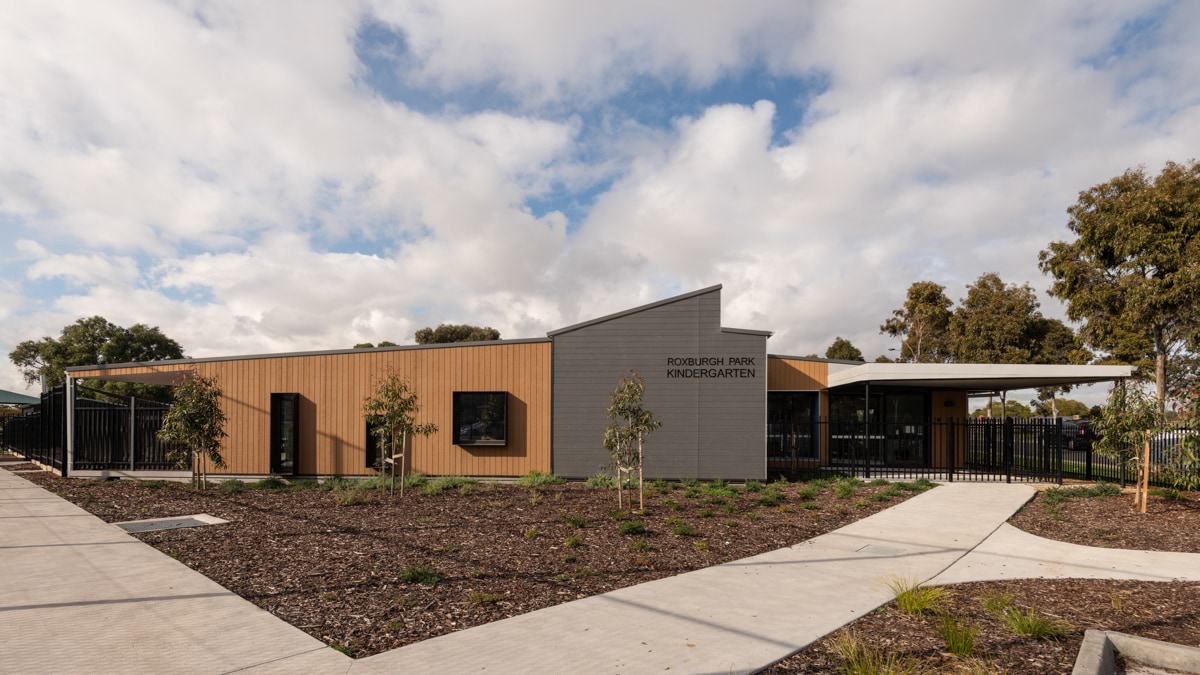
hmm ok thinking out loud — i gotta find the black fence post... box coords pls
[1004,417,1014,484]
[1055,418,1064,485]
[947,418,955,482]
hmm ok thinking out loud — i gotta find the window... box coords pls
[270,393,299,475]
[365,419,382,469]
[453,392,507,446]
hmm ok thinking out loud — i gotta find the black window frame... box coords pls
[452,391,508,447]
[270,392,299,476]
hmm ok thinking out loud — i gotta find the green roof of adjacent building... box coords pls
[0,388,39,405]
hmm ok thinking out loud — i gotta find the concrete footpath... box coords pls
[357,482,1035,674]
[0,466,354,675]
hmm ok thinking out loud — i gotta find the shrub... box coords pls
[585,472,617,489]
[682,478,701,488]
[563,534,584,548]
[799,501,817,510]
[835,480,859,499]
[796,485,819,500]
[756,489,784,507]
[650,478,669,491]
[562,514,587,528]
[399,566,441,585]
[683,487,703,499]
[523,527,538,540]
[468,592,502,605]
[940,614,977,657]
[1149,487,1184,501]
[401,472,428,489]
[618,521,646,535]
[1042,482,1120,504]
[421,476,478,495]
[743,480,764,493]
[853,498,867,508]
[219,479,245,494]
[672,523,698,537]
[1001,607,1070,639]
[250,475,288,490]
[882,485,904,498]
[721,503,739,514]
[335,488,370,506]
[664,499,681,512]
[869,478,890,486]
[516,470,564,487]
[885,577,946,615]
[609,509,628,521]
[834,632,918,675]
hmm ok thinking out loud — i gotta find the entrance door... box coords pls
[270,393,299,475]
[882,393,926,466]
[828,393,882,465]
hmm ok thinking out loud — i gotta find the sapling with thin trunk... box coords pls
[603,372,661,510]
[157,372,227,490]
[362,372,437,496]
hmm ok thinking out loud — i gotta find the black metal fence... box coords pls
[1,385,179,473]
[768,416,1197,486]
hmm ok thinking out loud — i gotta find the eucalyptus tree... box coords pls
[362,373,438,496]
[603,372,661,511]
[158,373,227,490]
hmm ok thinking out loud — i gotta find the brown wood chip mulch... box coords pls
[16,471,926,657]
[1010,488,1200,553]
[768,579,1200,674]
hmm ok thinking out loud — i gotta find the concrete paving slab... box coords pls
[358,483,1036,674]
[0,469,351,675]
[932,522,1200,585]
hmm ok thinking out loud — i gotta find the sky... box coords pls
[1,1,1197,407]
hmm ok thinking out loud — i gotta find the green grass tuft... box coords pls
[834,631,919,675]
[398,566,441,585]
[743,480,764,493]
[940,614,977,657]
[1042,482,1120,504]
[516,470,564,487]
[1000,607,1070,639]
[562,514,587,528]
[885,577,946,615]
[981,591,1014,615]
[219,479,245,494]
[421,476,478,495]
[468,591,502,605]
[672,523,698,537]
[563,534,584,548]
[250,476,288,490]
[335,488,370,506]
[618,521,646,535]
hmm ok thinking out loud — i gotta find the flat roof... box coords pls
[65,337,553,374]
[768,353,865,366]
[0,388,39,405]
[827,363,1135,391]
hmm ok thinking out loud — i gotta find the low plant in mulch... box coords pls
[834,632,920,675]
[998,606,1070,640]
[516,470,564,487]
[618,521,646,535]
[398,566,441,585]
[886,576,946,615]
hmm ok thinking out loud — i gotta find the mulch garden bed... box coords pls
[768,579,1200,674]
[1009,484,1200,553]
[13,470,929,657]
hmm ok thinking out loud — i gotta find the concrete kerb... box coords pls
[1073,630,1200,675]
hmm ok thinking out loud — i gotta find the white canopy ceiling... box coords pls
[827,363,1134,393]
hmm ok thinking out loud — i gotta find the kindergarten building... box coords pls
[56,285,1131,481]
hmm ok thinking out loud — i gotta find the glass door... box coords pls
[270,393,299,475]
[829,393,882,465]
[883,394,926,466]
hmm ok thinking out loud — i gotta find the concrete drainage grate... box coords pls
[114,514,228,533]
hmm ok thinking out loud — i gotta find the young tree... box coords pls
[603,372,661,510]
[825,337,864,362]
[10,316,184,401]
[881,281,953,362]
[157,373,227,490]
[414,324,501,344]
[1040,161,1200,415]
[1095,383,1161,513]
[362,373,437,496]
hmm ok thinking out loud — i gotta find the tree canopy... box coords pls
[1040,160,1200,413]
[1030,398,1090,418]
[353,341,398,349]
[880,281,953,362]
[824,337,864,361]
[9,316,184,401]
[414,324,501,344]
[970,399,1036,418]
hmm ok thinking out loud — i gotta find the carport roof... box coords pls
[827,363,1134,392]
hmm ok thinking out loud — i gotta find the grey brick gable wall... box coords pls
[551,288,767,480]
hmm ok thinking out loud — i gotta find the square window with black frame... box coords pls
[453,392,507,446]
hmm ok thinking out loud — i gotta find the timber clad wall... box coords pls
[551,288,768,480]
[767,358,827,390]
[70,341,552,476]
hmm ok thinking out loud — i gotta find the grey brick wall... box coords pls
[551,288,767,480]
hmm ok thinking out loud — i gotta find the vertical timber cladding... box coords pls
[551,286,768,480]
[67,340,553,477]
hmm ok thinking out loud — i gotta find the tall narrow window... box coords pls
[453,392,507,446]
[270,393,299,475]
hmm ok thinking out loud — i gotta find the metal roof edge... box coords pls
[767,353,866,365]
[721,326,773,337]
[65,337,554,373]
[546,284,723,337]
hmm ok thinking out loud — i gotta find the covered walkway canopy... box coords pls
[827,363,1135,395]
